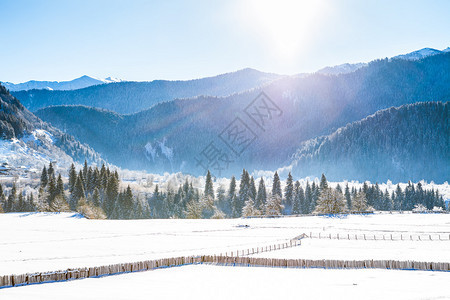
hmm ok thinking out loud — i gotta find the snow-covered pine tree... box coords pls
[344,183,352,210]
[204,170,215,201]
[40,166,48,188]
[265,194,283,216]
[283,172,293,214]
[186,199,202,219]
[255,177,267,211]
[238,169,250,217]
[319,173,328,190]
[314,188,347,215]
[292,181,301,214]
[228,176,239,217]
[68,163,77,193]
[272,171,282,199]
[352,191,372,212]
[47,162,55,181]
[70,175,85,210]
[304,181,312,214]
[242,197,260,217]
[249,177,257,202]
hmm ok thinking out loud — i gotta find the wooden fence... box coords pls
[202,256,450,272]
[1,238,449,289]
[308,232,450,241]
[0,240,301,289]
[220,239,301,257]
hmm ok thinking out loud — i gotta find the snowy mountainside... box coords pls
[1,75,122,92]
[284,102,449,183]
[392,47,446,61]
[316,62,368,75]
[0,83,104,174]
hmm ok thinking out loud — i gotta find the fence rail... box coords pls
[308,232,450,241]
[202,255,450,272]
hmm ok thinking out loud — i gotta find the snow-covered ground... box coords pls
[1,212,449,276]
[2,265,449,300]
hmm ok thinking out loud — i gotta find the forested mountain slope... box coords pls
[0,84,103,170]
[287,102,449,183]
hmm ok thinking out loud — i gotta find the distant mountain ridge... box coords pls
[0,83,103,172]
[12,68,283,114]
[2,75,122,92]
[392,47,450,61]
[284,102,449,183]
[36,52,450,179]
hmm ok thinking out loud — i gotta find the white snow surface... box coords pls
[1,212,449,276]
[1,265,449,300]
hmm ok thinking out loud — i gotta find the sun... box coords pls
[237,0,329,60]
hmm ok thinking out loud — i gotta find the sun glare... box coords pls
[238,0,328,60]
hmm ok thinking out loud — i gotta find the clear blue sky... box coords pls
[1,0,449,83]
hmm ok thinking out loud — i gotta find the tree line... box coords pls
[0,165,446,218]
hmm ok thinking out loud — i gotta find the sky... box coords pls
[1,0,449,83]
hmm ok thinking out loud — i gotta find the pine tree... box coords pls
[292,181,301,214]
[47,162,55,181]
[104,172,119,217]
[6,183,17,212]
[186,199,202,219]
[121,185,134,219]
[319,173,328,190]
[242,198,259,217]
[272,172,282,199]
[70,175,85,210]
[47,176,57,205]
[82,160,88,182]
[394,184,403,210]
[56,173,64,197]
[344,183,352,210]
[228,176,239,217]
[204,170,215,201]
[314,188,347,214]
[237,170,250,217]
[216,185,229,217]
[17,192,25,212]
[265,194,283,216]
[255,177,267,211]
[0,184,5,212]
[68,163,77,193]
[352,191,371,212]
[304,181,312,214]
[92,187,100,207]
[249,177,257,202]
[40,166,48,188]
[283,172,294,214]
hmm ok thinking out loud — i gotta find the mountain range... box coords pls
[33,51,450,182]
[10,69,282,114]
[0,84,103,173]
[2,75,122,92]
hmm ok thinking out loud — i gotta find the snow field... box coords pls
[1,212,449,276]
[1,265,449,300]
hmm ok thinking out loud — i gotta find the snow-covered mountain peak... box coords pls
[1,75,124,92]
[392,47,444,61]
